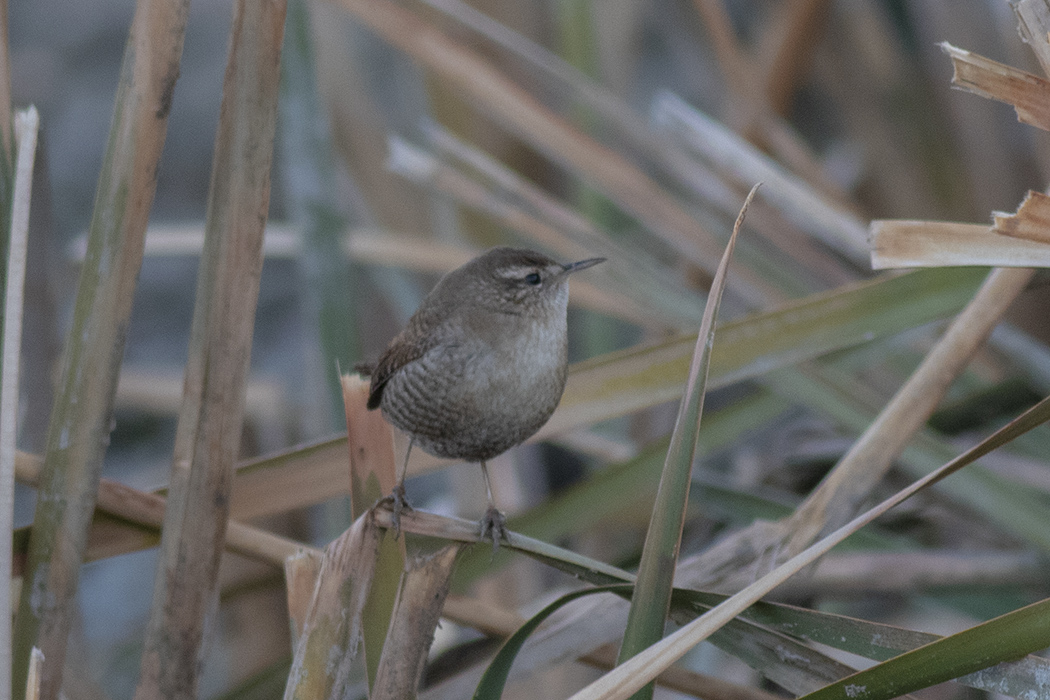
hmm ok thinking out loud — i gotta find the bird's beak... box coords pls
[561,257,605,275]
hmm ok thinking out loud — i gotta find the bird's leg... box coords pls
[378,438,414,537]
[478,461,508,552]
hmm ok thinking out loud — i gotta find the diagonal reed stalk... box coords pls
[11,2,190,697]
[133,1,286,698]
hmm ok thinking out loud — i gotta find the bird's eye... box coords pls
[524,272,542,285]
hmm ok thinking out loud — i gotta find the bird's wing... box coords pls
[366,320,439,410]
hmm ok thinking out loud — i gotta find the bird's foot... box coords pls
[377,482,413,538]
[479,507,508,553]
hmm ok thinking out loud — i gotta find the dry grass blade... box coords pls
[231,436,349,520]
[941,42,1050,132]
[653,94,868,263]
[343,373,397,518]
[343,372,404,691]
[134,1,286,697]
[994,189,1050,243]
[568,395,1050,700]
[23,648,43,700]
[386,139,671,329]
[1,107,38,700]
[372,546,461,699]
[12,2,190,696]
[372,505,635,584]
[284,549,322,645]
[871,220,1050,268]
[1014,0,1050,76]
[616,185,757,700]
[284,515,382,700]
[327,0,779,306]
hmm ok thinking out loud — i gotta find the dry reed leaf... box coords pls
[778,551,1045,598]
[941,43,1050,132]
[442,593,523,637]
[15,450,303,571]
[285,515,382,700]
[343,371,406,690]
[231,438,348,521]
[371,546,461,699]
[994,189,1050,243]
[870,220,1050,268]
[1014,0,1050,76]
[284,549,322,644]
[653,93,868,263]
[327,0,782,306]
[24,648,44,700]
[343,373,398,518]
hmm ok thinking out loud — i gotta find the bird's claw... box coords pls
[377,483,413,538]
[479,507,508,553]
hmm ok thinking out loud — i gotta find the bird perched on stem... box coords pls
[364,246,604,549]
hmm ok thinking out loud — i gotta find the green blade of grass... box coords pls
[615,186,757,700]
[798,597,1050,700]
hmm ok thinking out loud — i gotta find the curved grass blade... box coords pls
[473,584,632,700]
[473,582,857,699]
[798,597,1050,700]
[678,590,1050,697]
[615,185,759,700]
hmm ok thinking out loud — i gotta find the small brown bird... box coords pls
[366,246,604,547]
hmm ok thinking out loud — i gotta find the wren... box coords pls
[365,246,604,548]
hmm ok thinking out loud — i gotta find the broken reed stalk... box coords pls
[342,372,404,690]
[284,515,382,700]
[133,1,287,698]
[11,2,190,697]
[370,546,461,699]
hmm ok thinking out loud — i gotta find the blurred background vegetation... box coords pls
[7,0,1050,698]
